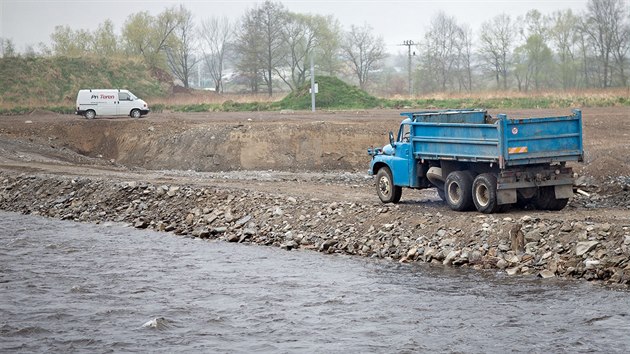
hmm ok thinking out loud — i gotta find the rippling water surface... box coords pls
[1,211,629,353]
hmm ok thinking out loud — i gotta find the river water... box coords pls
[1,211,629,353]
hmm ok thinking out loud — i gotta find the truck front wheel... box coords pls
[131,109,141,118]
[376,167,402,204]
[445,171,474,211]
[472,173,502,214]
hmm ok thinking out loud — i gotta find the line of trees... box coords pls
[1,0,628,95]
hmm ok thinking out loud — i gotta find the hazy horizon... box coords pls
[1,0,589,54]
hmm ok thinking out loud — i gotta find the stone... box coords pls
[538,270,555,279]
[243,227,257,236]
[407,247,418,257]
[443,250,460,265]
[576,241,599,256]
[235,215,252,227]
[382,223,395,231]
[167,186,179,197]
[211,227,227,234]
[319,239,338,251]
[496,259,508,269]
[440,238,455,247]
[584,259,601,270]
[524,229,542,242]
[134,219,148,229]
[506,267,520,276]
[505,254,520,265]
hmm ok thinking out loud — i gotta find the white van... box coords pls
[76,89,150,119]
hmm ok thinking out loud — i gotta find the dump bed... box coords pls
[404,109,583,168]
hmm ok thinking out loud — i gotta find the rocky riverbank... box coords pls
[1,171,629,286]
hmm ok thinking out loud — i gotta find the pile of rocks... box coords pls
[1,171,628,286]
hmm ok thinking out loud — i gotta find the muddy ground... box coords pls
[1,107,629,284]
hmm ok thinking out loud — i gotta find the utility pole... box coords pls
[310,55,315,112]
[400,40,415,96]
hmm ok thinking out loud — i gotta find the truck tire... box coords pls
[131,109,141,118]
[376,167,402,204]
[84,110,96,119]
[444,171,474,211]
[436,187,446,201]
[472,173,502,214]
[534,187,569,211]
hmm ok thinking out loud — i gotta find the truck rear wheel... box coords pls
[472,173,502,214]
[534,187,569,211]
[444,171,474,211]
[84,110,96,119]
[376,167,402,204]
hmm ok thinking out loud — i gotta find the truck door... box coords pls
[391,124,411,186]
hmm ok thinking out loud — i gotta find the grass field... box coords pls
[0,55,628,116]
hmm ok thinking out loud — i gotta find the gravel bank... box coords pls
[2,171,629,287]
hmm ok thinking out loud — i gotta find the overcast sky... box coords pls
[1,0,589,54]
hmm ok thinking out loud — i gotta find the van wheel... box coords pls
[84,110,96,119]
[130,109,141,118]
[376,167,402,204]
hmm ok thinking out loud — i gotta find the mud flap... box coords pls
[497,189,516,205]
[554,184,574,199]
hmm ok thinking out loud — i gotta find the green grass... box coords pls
[278,76,381,110]
[1,56,628,114]
[0,56,170,105]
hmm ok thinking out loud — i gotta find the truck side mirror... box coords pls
[389,131,394,145]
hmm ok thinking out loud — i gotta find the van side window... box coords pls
[119,92,130,101]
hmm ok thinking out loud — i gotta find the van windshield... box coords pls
[129,92,138,100]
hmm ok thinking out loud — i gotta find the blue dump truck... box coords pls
[368,109,584,213]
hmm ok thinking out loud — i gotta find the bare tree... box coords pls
[276,13,325,91]
[258,1,287,96]
[549,9,580,89]
[93,20,118,57]
[419,12,465,92]
[166,6,199,88]
[235,7,264,93]
[479,14,515,89]
[341,23,386,90]
[458,25,474,92]
[0,38,16,58]
[512,10,554,91]
[582,0,627,87]
[199,17,234,92]
[315,15,343,76]
[122,7,183,68]
[50,25,93,56]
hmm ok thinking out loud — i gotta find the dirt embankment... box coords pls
[0,107,629,286]
[0,108,629,180]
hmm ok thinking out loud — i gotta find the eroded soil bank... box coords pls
[0,107,629,286]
